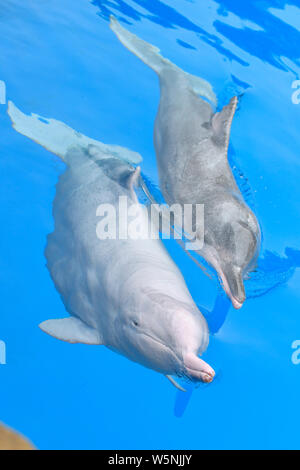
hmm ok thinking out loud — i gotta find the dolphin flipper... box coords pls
[39,317,103,345]
[166,375,187,392]
[110,16,217,106]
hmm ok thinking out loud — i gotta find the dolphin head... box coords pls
[113,292,215,384]
[203,198,261,309]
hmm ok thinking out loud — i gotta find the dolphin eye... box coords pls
[132,319,139,327]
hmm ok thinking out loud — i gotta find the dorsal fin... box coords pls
[127,166,141,190]
[91,158,141,202]
[212,96,238,152]
[127,166,141,202]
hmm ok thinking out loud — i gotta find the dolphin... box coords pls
[110,17,261,309]
[7,101,215,388]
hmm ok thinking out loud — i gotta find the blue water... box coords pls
[0,0,300,450]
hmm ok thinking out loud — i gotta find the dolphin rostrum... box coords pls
[110,17,261,309]
[7,101,215,388]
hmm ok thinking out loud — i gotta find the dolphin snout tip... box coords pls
[201,365,216,383]
[218,265,246,309]
[201,372,215,384]
[184,354,215,383]
[231,296,244,310]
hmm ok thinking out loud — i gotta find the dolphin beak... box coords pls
[183,353,215,383]
[220,264,246,310]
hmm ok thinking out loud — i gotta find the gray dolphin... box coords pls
[110,17,261,309]
[7,101,215,388]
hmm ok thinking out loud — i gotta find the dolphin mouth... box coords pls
[230,296,243,310]
[138,332,182,370]
[183,353,215,384]
[217,266,245,310]
[185,367,215,384]
[139,334,215,384]
[202,252,246,309]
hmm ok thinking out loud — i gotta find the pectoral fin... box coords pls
[39,317,103,345]
[166,375,187,392]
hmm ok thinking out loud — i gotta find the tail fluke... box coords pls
[109,16,217,105]
[7,101,142,165]
[110,15,171,75]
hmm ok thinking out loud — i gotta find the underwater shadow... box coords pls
[174,246,300,417]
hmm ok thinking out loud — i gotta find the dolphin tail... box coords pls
[7,100,142,165]
[109,16,217,106]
